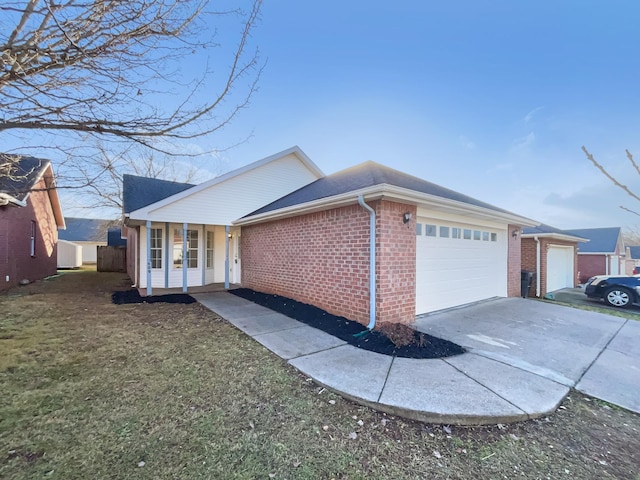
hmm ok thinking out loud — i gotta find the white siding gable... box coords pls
[131,152,320,225]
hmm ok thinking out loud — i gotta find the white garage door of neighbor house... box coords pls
[415,220,507,315]
[546,245,574,292]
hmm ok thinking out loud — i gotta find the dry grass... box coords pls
[1,271,639,479]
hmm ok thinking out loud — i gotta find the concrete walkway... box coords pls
[194,292,639,425]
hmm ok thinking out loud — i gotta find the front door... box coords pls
[230,230,241,284]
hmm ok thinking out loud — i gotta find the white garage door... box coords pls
[546,245,574,292]
[415,220,507,315]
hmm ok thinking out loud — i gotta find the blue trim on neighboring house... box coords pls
[164,223,170,288]
[146,220,152,296]
[182,223,188,293]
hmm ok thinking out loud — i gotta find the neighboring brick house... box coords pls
[0,156,65,291]
[626,246,640,275]
[567,227,625,283]
[521,224,587,297]
[122,146,537,326]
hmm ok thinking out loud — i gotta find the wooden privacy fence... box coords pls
[97,246,127,272]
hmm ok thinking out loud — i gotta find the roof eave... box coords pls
[0,192,26,207]
[129,146,325,217]
[234,184,539,227]
[522,233,589,243]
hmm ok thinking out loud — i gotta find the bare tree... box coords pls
[1,0,262,189]
[582,146,640,217]
[71,142,228,216]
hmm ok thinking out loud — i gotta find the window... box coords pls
[491,233,498,242]
[451,227,461,239]
[425,224,437,237]
[150,228,162,268]
[206,231,214,268]
[187,230,198,268]
[482,231,490,241]
[415,223,423,236]
[439,226,450,238]
[173,228,199,268]
[473,230,481,240]
[463,229,472,240]
[30,221,36,257]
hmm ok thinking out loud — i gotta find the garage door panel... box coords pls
[546,246,574,292]
[416,222,507,315]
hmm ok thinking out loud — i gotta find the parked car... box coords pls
[584,275,640,308]
[634,266,640,275]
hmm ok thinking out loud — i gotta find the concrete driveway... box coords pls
[414,298,640,414]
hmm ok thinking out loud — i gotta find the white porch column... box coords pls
[182,223,188,293]
[225,225,230,289]
[146,220,152,296]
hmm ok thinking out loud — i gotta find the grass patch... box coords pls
[1,272,639,479]
[541,298,640,321]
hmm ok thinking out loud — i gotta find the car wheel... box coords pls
[603,287,632,308]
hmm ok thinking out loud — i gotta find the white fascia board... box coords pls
[378,185,539,226]
[234,184,539,227]
[522,233,589,243]
[0,192,26,207]
[129,146,324,219]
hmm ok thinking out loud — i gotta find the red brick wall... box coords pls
[0,178,59,291]
[241,200,418,326]
[507,224,522,297]
[375,201,416,325]
[578,255,606,283]
[242,203,372,324]
[521,238,579,296]
[521,237,537,296]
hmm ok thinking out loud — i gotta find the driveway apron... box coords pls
[415,297,639,414]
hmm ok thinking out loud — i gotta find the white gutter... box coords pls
[234,184,538,228]
[534,236,541,297]
[0,192,26,207]
[357,195,376,330]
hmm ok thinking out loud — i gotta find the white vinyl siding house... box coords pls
[125,147,324,293]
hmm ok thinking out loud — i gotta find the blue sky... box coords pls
[45,1,640,227]
[203,0,640,230]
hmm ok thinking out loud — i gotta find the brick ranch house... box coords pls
[567,227,625,283]
[521,224,587,297]
[0,156,65,291]
[123,147,537,326]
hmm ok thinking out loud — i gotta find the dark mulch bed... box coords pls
[230,288,465,359]
[111,289,196,305]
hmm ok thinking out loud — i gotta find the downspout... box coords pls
[534,236,541,297]
[357,195,376,330]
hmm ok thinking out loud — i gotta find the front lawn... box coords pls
[1,271,638,479]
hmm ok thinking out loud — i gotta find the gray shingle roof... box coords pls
[59,217,117,242]
[107,228,127,246]
[122,174,194,213]
[628,246,640,259]
[246,161,516,218]
[522,223,587,240]
[0,155,49,202]
[567,227,621,253]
